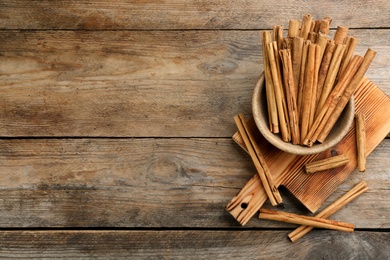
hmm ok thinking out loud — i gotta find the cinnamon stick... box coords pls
[305,154,349,173]
[262,31,279,133]
[338,37,358,78]
[317,48,377,142]
[315,44,346,117]
[356,113,366,172]
[334,26,348,44]
[272,41,292,140]
[308,32,317,43]
[234,114,283,206]
[280,49,300,144]
[315,41,336,118]
[315,32,329,59]
[297,40,310,127]
[313,20,321,33]
[319,17,332,35]
[310,44,322,125]
[300,14,313,40]
[283,37,293,50]
[268,42,291,142]
[289,181,368,242]
[300,43,316,143]
[259,209,354,233]
[274,25,284,51]
[310,20,316,32]
[288,19,300,38]
[292,37,304,97]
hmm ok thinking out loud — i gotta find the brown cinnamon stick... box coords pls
[288,19,300,38]
[272,41,292,140]
[300,14,313,40]
[292,37,304,97]
[305,154,349,173]
[338,37,359,78]
[315,41,336,118]
[268,42,291,142]
[315,32,329,59]
[262,31,279,133]
[319,17,332,35]
[289,181,368,242]
[259,208,354,233]
[313,20,321,33]
[308,32,317,43]
[234,114,283,206]
[310,44,322,125]
[356,113,366,172]
[274,25,284,51]
[283,37,293,50]
[280,49,300,144]
[317,48,377,142]
[334,26,348,44]
[315,44,346,117]
[297,40,310,126]
[300,43,316,143]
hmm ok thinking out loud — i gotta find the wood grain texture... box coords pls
[0,230,388,259]
[0,138,388,228]
[0,29,388,137]
[1,1,389,256]
[1,1,389,30]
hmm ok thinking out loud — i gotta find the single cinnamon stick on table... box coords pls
[317,49,377,143]
[305,154,349,173]
[259,208,354,233]
[262,31,279,133]
[289,181,368,242]
[280,49,300,144]
[356,113,366,172]
[234,114,283,206]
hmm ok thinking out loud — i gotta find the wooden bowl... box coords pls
[252,73,355,155]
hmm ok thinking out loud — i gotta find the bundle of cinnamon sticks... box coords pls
[262,14,376,146]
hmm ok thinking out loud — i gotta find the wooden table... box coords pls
[1,1,389,258]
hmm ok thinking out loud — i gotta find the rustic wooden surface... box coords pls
[0,1,389,258]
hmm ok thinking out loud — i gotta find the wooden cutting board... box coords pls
[226,78,390,225]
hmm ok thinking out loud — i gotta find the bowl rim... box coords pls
[252,72,355,155]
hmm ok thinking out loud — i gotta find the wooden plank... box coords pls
[1,1,390,29]
[0,138,388,228]
[0,29,388,137]
[0,230,388,258]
